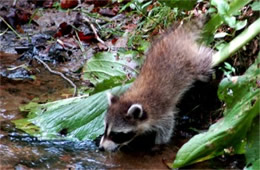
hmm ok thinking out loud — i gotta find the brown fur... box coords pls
[118,21,212,120]
[100,20,213,151]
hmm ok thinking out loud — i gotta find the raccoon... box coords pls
[99,20,213,152]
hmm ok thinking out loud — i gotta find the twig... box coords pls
[0,28,8,36]
[33,55,77,97]
[74,29,87,59]
[83,16,106,45]
[0,16,22,39]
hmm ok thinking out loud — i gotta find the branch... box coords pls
[83,16,106,45]
[0,16,22,39]
[33,56,77,97]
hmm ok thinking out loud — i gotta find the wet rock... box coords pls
[0,67,34,81]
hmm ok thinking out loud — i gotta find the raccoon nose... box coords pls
[99,146,105,151]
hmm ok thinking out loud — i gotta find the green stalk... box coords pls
[0,16,22,39]
[212,18,260,66]
[202,0,252,44]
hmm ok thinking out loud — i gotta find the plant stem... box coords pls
[212,18,260,67]
[0,16,22,39]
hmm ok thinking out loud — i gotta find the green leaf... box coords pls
[244,116,260,169]
[223,17,247,30]
[211,0,230,16]
[158,0,197,10]
[13,82,132,141]
[223,16,236,28]
[90,76,134,94]
[208,7,217,14]
[235,20,247,30]
[172,55,260,168]
[214,32,229,38]
[244,159,260,170]
[212,18,260,66]
[82,52,138,85]
[202,0,252,44]
[217,56,259,111]
[214,41,228,51]
[250,1,260,11]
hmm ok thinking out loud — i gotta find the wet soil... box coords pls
[0,52,246,169]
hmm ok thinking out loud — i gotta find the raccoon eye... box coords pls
[109,131,136,144]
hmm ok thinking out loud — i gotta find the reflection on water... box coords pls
[0,133,112,169]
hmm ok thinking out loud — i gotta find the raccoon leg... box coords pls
[154,112,175,145]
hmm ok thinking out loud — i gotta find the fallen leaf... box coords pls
[60,0,78,9]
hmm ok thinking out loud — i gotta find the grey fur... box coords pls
[99,20,213,151]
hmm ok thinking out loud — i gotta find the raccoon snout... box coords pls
[98,145,105,151]
[99,136,119,152]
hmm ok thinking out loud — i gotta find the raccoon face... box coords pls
[99,93,148,152]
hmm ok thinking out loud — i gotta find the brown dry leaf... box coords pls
[60,0,78,9]
[59,37,79,49]
[147,4,154,12]
[85,0,110,7]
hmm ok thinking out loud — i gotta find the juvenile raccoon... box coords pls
[99,21,213,151]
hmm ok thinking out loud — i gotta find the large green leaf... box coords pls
[82,51,138,85]
[244,117,260,170]
[14,49,142,141]
[250,1,260,11]
[172,55,260,168]
[13,81,132,141]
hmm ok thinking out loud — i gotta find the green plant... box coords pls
[173,54,260,168]
[12,1,260,168]
[219,62,236,78]
[202,0,253,44]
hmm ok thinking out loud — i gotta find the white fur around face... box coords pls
[100,138,119,151]
[138,121,151,132]
[106,92,113,106]
[127,104,143,118]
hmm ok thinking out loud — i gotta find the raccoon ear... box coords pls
[127,104,143,119]
[107,92,118,106]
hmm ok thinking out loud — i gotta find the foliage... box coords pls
[14,49,140,141]
[202,0,252,44]
[212,18,260,66]
[12,0,260,168]
[82,51,139,85]
[211,0,247,30]
[219,62,236,78]
[250,1,260,11]
[244,117,260,170]
[172,55,260,168]
[13,80,132,141]
[126,1,177,48]
[158,0,197,10]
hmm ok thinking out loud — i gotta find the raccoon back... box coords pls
[122,21,213,116]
